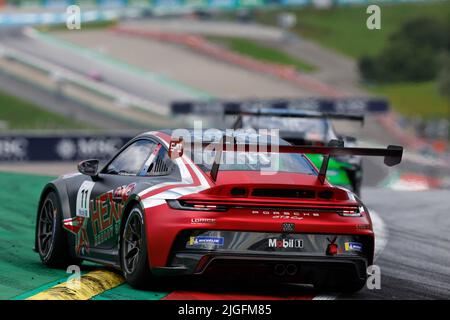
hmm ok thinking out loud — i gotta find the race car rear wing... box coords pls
[171,98,388,129]
[224,107,365,129]
[168,137,403,183]
[171,98,389,116]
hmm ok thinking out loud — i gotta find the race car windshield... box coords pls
[195,150,317,175]
[243,117,327,141]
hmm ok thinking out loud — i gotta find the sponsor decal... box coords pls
[0,138,28,161]
[344,242,363,252]
[268,238,303,249]
[75,181,95,217]
[90,184,136,247]
[190,218,216,225]
[250,209,319,220]
[113,183,136,202]
[189,236,224,246]
[168,137,184,159]
[63,217,89,255]
[68,182,136,253]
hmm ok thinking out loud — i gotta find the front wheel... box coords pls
[120,206,153,288]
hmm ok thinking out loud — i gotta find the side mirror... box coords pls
[78,159,99,178]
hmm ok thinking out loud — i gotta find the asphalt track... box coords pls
[0,27,204,108]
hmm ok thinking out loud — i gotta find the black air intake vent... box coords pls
[251,189,316,199]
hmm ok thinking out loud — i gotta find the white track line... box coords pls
[313,209,388,300]
[371,210,388,260]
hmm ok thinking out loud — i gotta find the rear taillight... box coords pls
[167,200,228,212]
[337,206,364,217]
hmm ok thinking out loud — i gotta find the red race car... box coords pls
[35,130,402,292]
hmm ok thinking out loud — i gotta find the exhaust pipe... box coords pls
[286,264,298,276]
[274,264,286,276]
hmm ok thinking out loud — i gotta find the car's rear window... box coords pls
[194,150,317,175]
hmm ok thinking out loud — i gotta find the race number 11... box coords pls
[76,181,95,217]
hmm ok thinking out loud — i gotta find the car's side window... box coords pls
[145,147,175,176]
[104,140,156,176]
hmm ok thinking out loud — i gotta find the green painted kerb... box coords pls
[0,171,168,300]
[92,283,168,300]
[0,172,69,300]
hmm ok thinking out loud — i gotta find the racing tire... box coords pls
[120,206,153,289]
[37,191,81,268]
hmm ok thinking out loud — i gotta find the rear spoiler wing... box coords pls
[171,98,389,129]
[171,98,390,115]
[169,138,403,183]
[224,107,365,128]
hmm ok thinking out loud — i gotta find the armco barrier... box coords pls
[0,134,135,162]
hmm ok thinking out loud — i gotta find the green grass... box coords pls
[368,81,450,119]
[0,172,68,299]
[0,89,91,130]
[207,36,315,72]
[257,1,450,58]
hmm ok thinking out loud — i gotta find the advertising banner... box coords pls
[0,134,135,162]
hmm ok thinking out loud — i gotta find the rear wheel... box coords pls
[120,206,153,288]
[37,191,81,268]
